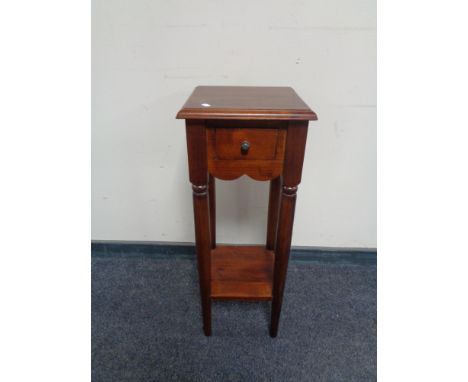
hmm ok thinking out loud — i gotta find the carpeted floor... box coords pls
[92,256,376,382]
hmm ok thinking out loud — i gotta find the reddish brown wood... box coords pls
[266,177,282,250]
[211,246,274,300]
[185,120,208,185]
[270,186,297,337]
[206,121,287,181]
[179,87,315,336]
[185,120,212,336]
[207,159,285,181]
[281,121,309,186]
[212,128,281,160]
[209,174,216,249]
[270,121,308,337]
[207,120,286,129]
[177,86,317,121]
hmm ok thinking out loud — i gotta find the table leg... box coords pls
[270,121,308,337]
[270,185,297,337]
[186,120,212,336]
[209,174,216,249]
[192,183,212,336]
[266,177,281,250]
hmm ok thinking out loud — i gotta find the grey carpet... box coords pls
[92,257,376,382]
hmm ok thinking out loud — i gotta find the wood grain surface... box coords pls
[176,86,317,121]
[211,245,274,301]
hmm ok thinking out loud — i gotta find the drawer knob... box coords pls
[240,140,250,154]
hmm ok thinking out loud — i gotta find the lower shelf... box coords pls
[211,245,275,301]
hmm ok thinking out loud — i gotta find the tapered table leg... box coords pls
[266,177,281,250]
[192,184,212,336]
[209,174,216,249]
[186,120,212,336]
[270,121,308,337]
[270,185,297,337]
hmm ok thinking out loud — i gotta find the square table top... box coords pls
[176,86,317,121]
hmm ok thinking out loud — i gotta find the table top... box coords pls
[176,86,317,121]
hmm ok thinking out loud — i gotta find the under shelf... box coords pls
[210,245,274,301]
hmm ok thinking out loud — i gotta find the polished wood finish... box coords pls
[270,121,308,337]
[211,246,274,300]
[211,128,282,160]
[208,174,216,249]
[206,121,287,181]
[177,86,317,121]
[207,159,285,182]
[185,120,212,336]
[266,177,282,250]
[180,86,316,337]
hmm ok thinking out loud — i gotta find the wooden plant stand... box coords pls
[176,86,317,337]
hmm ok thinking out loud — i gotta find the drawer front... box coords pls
[212,128,280,160]
[206,121,287,181]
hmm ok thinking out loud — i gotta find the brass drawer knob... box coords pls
[240,140,250,154]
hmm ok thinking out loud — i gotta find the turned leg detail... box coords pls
[192,183,212,336]
[270,185,298,337]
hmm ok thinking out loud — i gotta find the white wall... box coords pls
[92,0,376,248]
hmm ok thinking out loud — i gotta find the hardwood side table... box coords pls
[176,86,317,337]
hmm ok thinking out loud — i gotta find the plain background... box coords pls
[2,1,468,381]
[92,0,376,248]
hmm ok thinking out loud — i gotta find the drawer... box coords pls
[212,128,280,160]
[206,121,287,181]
